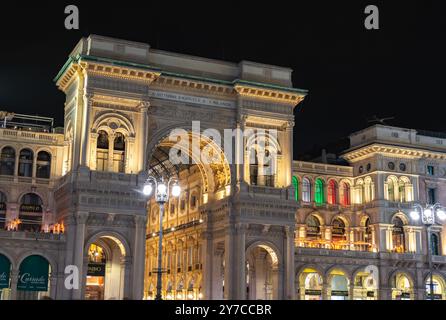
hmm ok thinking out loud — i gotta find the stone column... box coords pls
[284,225,296,299]
[322,282,329,300]
[108,133,115,172]
[72,211,88,299]
[125,137,135,174]
[223,223,246,299]
[201,231,213,299]
[32,152,37,182]
[257,151,265,186]
[9,269,18,300]
[132,215,147,299]
[282,121,294,187]
[13,152,19,183]
[89,132,98,170]
[138,101,149,173]
[80,90,92,167]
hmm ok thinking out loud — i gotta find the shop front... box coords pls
[85,244,106,300]
[392,273,413,300]
[425,275,446,300]
[16,255,50,300]
[0,254,11,300]
[299,269,323,300]
[353,270,378,300]
[329,271,349,300]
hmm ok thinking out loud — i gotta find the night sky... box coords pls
[1,1,445,160]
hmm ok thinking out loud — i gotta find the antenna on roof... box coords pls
[367,115,395,125]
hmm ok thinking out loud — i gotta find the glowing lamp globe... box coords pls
[143,184,153,196]
[437,209,446,221]
[157,183,167,195]
[410,210,420,221]
[172,184,181,197]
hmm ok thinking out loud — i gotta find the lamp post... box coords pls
[410,203,446,300]
[143,176,181,300]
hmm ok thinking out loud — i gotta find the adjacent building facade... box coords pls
[0,35,445,300]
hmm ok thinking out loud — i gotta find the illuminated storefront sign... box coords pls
[87,263,106,277]
[331,290,349,296]
[17,255,49,291]
[305,289,322,296]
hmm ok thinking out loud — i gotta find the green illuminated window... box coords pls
[315,178,325,205]
[292,176,299,201]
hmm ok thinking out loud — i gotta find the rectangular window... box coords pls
[191,195,197,208]
[427,165,435,176]
[96,150,108,171]
[427,188,436,204]
[180,199,186,211]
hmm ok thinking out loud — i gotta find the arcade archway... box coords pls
[391,272,414,300]
[327,269,350,300]
[425,274,446,300]
[84,235,128,300]
[246,243,280,300]
[298,268,323,300]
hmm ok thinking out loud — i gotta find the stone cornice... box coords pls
[342,143,446,162]
[55,55,308,106]
[55,55,161,92]
[234,82,306,106]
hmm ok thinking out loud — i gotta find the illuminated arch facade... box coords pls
[0,35,446,300]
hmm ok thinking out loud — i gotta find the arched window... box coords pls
[364,177,374,203]
[314,178,325,205]
[302,178,311,202]
[0,191,6,229]
[332,217,346,241]
[392,216,406,253]
[386,176,398,202]
[327,180,337,205]
[339,182,351,206]
[431,233,440,256]
[113,133,126,173]
[36,151,51,179]
[0,147,15,176]
[96,131,109,171]
[249,149,258,186]
[292,176,299,201]
[19,193,43,232]
[18,149,33,177]
[306,215,321,240]
[398,177,413,202]
[355,179,364,204]
[364,217,372,244]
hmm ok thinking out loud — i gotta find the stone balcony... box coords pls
[0,128,64,145]
[53,167,148,219]
[296,247,378,259]
[295,246,446,265]
[0,229,65,241]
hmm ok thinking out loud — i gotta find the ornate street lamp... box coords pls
[143,176,181,300]
[410,203,446,300]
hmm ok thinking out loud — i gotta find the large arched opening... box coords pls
[144,130,231,300]
[84,234,128,300]
[391,272,414,300]
[352,267,378,300]
[245,243,280,300]
[425,274,446,300]
[327,268,350,300]
[298,267,323,300]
